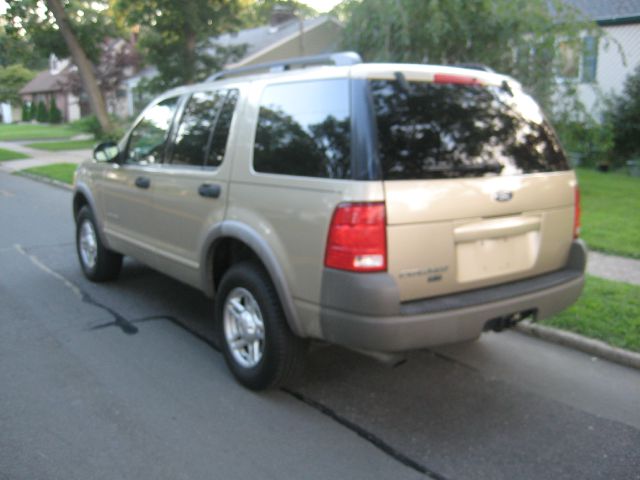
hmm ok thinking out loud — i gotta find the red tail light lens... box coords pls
[434,73,481,85]
[574,186,581,238]
[324,202,387,272]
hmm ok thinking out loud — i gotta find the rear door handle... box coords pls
[198,183,221,199]
[135,176,151,189]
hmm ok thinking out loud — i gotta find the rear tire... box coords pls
[216,262,307,390]
[76,206,122,282]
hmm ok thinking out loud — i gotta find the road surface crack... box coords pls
[282,387,451,480]
[14,244,449,478]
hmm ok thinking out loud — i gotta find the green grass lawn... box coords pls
[0,123,82,141]
[543,275,640,353]
[21,163,77,185]
[0,147,30,162]
[25,139,96,151]
[577,168,640,259]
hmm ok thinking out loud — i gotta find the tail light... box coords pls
[324,202,387,272]
[574,186,581,238]
[434,73,481,85]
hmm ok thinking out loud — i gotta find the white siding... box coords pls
[0,103,12,123]
[578,24,640,116]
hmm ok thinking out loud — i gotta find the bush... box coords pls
[28,101,37,121]
[609,65,640,162]
[69,115,102,137]
[21,101,31,122]
[35,100,48,123]
[49,97,62,124]
[555,118,614,168]
[69,114,130,141]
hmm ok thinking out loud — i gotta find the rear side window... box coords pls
[253,79,351,179]
[369,79,568,180]
[170,89,238,168]
[208,90,239,167]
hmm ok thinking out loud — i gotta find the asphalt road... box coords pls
[1,171,639,480]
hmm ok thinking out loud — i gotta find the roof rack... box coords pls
[207,51,362,81]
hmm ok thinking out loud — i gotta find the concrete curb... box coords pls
[13,171,73,192]
[516,321,640,370]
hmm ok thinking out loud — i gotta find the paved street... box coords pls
[1,171,639,480]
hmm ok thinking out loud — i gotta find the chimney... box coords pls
[270,5,298,27]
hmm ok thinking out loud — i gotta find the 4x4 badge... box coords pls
[495,191,513,202]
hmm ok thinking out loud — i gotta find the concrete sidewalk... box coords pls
[587,251,640,285]
[0,140,92,173]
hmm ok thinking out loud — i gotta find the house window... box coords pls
[582,36,598,83]
[557,41,580,79]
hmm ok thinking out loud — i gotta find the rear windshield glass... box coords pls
[369,78,568,180]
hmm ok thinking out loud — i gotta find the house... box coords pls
[19,39,139,122]
[563,0,640,116]
[19,54,83,122]
[124,13,343,116]
[214,13,343,70]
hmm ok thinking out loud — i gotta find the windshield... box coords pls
[369,78,569,180]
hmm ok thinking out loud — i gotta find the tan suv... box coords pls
[73,52,586,390]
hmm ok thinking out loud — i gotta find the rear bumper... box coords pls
[319,240,587,352]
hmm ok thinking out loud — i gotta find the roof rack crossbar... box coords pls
[207,51,362,81]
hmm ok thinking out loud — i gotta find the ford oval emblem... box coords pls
[495,191,513,202]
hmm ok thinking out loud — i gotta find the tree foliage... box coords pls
[5,0,118,132]
[608,65,640,162]
[22,101,32,122]
[0,27,47,70]
[112,0,245,91]
[338,0,597,111]
[49,97,63,123]
[36,100,49,122]
[29,101,38,120]
[0,64,36,105]
[4,0,119,63]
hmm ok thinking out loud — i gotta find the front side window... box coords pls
[126,97,179,165]
[253,79,351,179]
[370,78,568,180]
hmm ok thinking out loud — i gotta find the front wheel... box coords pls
[216,262,307,390]
[76,206,122,282]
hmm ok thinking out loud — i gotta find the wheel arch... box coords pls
[73,184,112,249]
[201,221,304,337]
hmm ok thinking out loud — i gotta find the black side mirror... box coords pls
[93,141,120,163]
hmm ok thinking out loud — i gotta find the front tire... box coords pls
[76,206,122,282]
[216,262,307,390]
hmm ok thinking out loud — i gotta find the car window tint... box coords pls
[126,97,179,165]
[207,89,239,167]
[253,79,351,179]
[171,91,224,167]
[370,79,568,180]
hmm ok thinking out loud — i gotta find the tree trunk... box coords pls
[184,28,197,84]
[45,0,112,134]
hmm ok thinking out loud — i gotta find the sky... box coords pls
[298,0,344,13]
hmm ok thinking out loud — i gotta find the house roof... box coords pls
[211,15,340,67]
[564,0,640,24]
[19,65,72,95]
